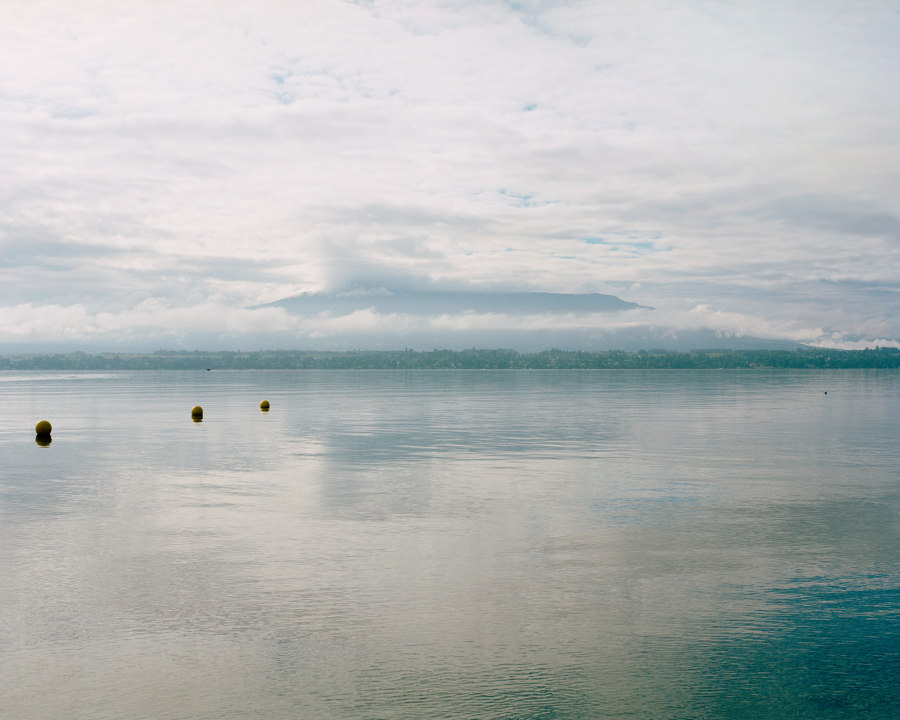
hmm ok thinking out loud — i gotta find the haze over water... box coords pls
[1,370,898,719]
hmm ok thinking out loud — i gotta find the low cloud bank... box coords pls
[2,300,896,352]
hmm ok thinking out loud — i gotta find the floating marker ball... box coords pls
[260,400,270,410]
[191,405,203,418]
[35,420,52,436]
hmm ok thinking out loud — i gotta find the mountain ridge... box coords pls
[257,288,649,315]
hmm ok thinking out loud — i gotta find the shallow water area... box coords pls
[1,369,898,719]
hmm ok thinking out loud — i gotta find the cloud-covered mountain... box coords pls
[259,287,646,316]
[252,287,802,352]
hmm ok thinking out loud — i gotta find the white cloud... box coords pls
[1,0,899,349]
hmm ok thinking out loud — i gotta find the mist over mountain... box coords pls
[259,287,646,316]
[253,287,803,352]
[0,286,812,354]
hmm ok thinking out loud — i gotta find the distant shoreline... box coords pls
[2,347,899,370]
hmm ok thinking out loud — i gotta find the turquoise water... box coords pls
[1,370,898,719]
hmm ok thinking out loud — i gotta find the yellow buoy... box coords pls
[191,405,203,419]
[35,420,52,436]
[259,400,270,411]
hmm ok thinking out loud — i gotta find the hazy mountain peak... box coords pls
[260,288,648,315]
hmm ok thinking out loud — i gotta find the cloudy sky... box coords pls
[2,0,899,350]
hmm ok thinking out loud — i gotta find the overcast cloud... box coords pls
[2,0,899,350]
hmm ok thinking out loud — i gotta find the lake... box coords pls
[1,369,898,719]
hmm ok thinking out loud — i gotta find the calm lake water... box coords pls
[1,369,898,719]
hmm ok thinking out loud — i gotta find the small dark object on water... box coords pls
[260,400,270,411]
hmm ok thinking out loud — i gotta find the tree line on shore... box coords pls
[2,347,899,370]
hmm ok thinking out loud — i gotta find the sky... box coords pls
[1,0,899,351]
